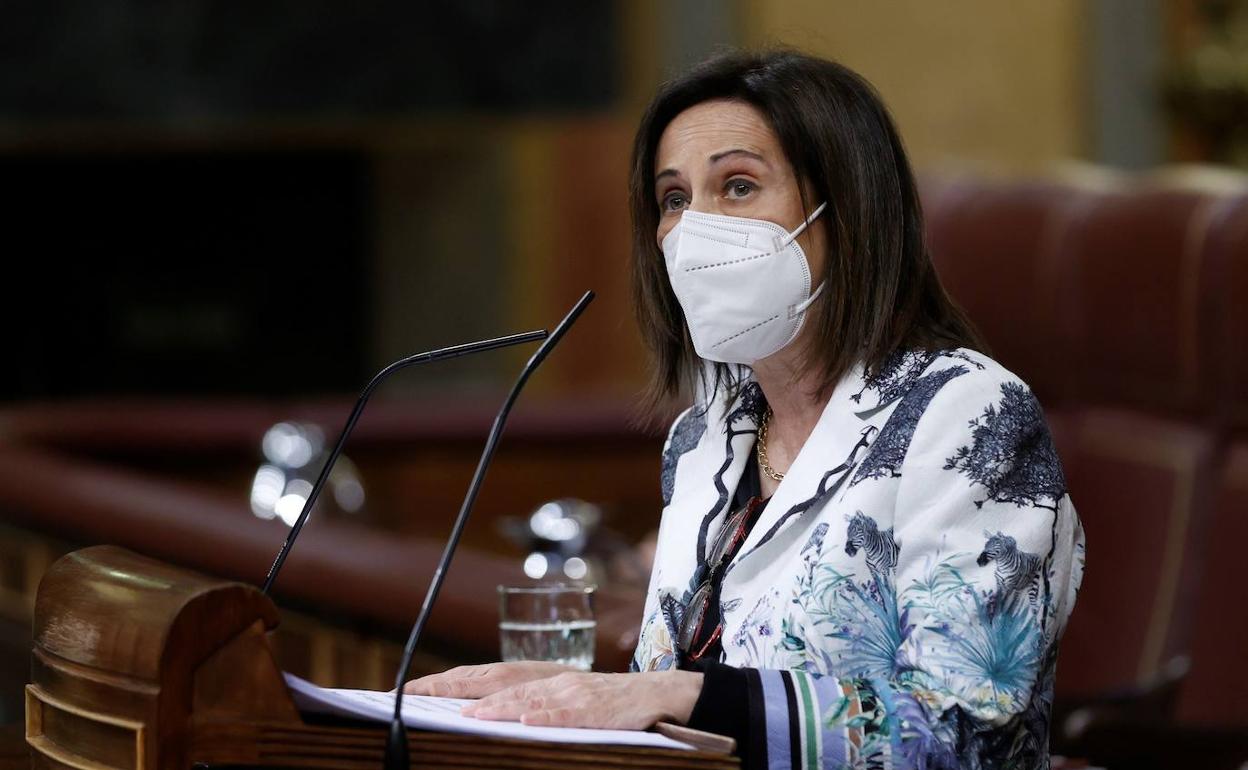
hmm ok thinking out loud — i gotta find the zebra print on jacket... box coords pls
[978,530,1044,606]
[843,511,899,576]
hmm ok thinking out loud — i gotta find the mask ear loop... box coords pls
[789,282,825,320]
[784,202,829,319]
[778,201,829,248]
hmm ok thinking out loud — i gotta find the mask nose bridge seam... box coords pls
[683,251,776,272]
[680,224,754,250]
[684,209,759,229]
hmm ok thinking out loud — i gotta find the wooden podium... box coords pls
[24,546,738,769]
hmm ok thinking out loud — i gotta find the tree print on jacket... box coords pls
[944,382,1067,511]
[851,348,985,410]
[850,365,970,487]
[944,380,1069,631]
[696,382,766,569]
[660,408,707,506]
[851,349,939,407]
[643,383,769,673]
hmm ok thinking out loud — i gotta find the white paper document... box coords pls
[283,672,694,751]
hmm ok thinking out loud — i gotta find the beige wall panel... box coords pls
[742,0,1089,173]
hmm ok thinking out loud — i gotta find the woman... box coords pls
[407,49,1085,770]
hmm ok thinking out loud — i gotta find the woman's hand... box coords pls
[461,670,703,729]
[403,661,576,699]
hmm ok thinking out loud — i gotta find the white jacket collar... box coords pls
[664,360,894,587]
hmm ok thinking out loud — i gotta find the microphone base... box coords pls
[383,719,410,770]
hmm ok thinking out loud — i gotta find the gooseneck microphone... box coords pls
[260,329,548,595]
[383,291,595,770]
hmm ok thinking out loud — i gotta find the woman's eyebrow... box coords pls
[654,148,766,185]
[708,148,767,165]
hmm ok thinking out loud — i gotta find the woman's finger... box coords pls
[405,661,575,698]
[519,706,579,727]
[404,665,487,696]
[463,684,544,721]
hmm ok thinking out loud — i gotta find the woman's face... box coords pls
[653,99,826,278]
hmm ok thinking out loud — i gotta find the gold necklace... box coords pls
[757,407,785,481]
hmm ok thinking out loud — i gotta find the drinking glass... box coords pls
[497,584,596,671]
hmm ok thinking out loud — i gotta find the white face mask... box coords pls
[661,202,828,364]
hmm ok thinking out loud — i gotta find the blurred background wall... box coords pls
[1,0,1240,401]
[2,1,1247,766]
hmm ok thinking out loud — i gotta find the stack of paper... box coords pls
[284,673,694,751]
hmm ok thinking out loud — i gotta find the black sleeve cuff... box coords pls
[686,661,750,751]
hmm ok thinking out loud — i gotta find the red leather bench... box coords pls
[926,173,1248,765]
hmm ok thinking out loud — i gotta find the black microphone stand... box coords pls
[383,291,594,769]
[260,329,547,595]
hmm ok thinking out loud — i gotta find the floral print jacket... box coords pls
[631,348,1085,770]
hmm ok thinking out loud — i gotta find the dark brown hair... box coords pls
[629,48,985,408]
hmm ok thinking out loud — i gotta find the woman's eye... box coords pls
[725,179,756,198]
[661,192,688,212]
